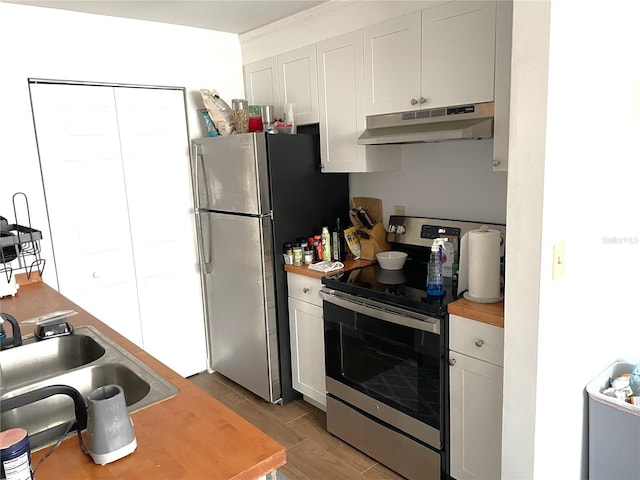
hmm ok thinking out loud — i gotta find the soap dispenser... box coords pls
[427,238,447,297]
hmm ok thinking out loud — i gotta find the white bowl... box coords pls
[376,251,408,270]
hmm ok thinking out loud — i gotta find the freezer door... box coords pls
[201,211,281,403]
[192,134,270,215]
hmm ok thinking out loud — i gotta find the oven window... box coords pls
[324,302,441,430]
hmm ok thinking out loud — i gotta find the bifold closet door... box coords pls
[31,83,143,346]
[113,87,205,377]
[30,83,206,376]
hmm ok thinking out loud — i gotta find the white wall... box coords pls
[0,3,244,288]
[503,0,640,478]
[350,139,507,224]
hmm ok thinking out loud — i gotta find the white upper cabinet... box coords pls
[277,44,319,125]
[317,30,396,173]
[244,46,319,125]
[492,0,513,171]
[421,1,496,109]
[363,14,422,115]
[244,56,282,119]
[364,1,497,115]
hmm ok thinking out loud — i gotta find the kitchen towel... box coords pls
[308,261,344,273]
[460,227,502,303]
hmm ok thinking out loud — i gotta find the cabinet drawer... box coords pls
[287,273,323,307]
[449,314,504,367]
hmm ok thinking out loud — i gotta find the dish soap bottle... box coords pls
[427,238,447,296]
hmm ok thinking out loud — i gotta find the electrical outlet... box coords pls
[394,205,406,216]
[552,241,565,279]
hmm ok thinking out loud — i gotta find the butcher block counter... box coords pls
[284,258,374,279]
[0,280,286,480]
[447,297,504,328]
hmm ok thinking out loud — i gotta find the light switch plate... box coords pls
[394,205,406,216]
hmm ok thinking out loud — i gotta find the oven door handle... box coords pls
[319,288,440,335]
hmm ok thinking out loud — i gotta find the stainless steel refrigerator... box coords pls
[191,130,348,404]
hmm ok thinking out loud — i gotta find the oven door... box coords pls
[320,288,443,449]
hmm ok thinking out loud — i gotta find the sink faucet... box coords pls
[0,312,22,350]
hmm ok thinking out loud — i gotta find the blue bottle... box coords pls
[427,238,446,297]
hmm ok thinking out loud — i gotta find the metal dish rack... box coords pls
[1,192,45,283]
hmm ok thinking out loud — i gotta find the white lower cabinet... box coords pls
[449,314,504,480]
[287,273,326,409]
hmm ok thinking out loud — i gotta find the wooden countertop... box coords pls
[284,258,374,279]
[0,281,286,480]
[447,297,504,328]
[284,261,504,328]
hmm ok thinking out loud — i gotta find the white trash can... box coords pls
[587,360,640,480]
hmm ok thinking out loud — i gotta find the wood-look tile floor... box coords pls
[189,372,406,480]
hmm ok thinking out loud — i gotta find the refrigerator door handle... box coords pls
[193,143,213,273]
[197,212,213,274]
[193,143,211,210]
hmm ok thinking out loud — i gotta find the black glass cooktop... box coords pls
[321,261,458,317]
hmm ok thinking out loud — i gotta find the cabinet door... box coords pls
[317,31,366,172]
[492,0,512,171]
[277,44,319,125]
[114,88,206,377]
[244,57,282,119]
[288,297,326,408]
[421,1,497,109]
[318,31,398,173]
[449,351,503,480]
[30,83,143,346]
[363,13,422,115]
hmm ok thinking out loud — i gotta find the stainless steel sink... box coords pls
[0,333,106,391]
[0,325,179,451]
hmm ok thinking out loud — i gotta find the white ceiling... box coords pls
[3,0,327,34]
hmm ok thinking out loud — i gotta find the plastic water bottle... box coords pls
[427,238,446,296]
[630,363,640,395]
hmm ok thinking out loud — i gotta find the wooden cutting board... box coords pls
[352,197,383,225]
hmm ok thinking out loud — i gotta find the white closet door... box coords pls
[114,87,206,376]
[31,83,143,346]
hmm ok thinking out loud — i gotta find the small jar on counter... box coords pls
[303,248,314,264]
[282,243,293,265]
[292,244,303,267]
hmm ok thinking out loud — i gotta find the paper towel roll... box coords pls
[465,228,502,303]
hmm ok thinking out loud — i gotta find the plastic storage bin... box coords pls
[587,360,640,479]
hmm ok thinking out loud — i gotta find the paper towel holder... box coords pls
[458,225,504,303]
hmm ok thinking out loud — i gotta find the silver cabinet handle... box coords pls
[475,339,484,347]
[419,97,427,104]
[302,287,310,293]
[410,98,418,105]
[449,358,456,366]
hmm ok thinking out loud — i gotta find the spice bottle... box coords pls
[292,244,303,267]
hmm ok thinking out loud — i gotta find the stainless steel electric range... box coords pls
[320,215,504,480]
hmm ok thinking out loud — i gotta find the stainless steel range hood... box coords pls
[357,102,494,145]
